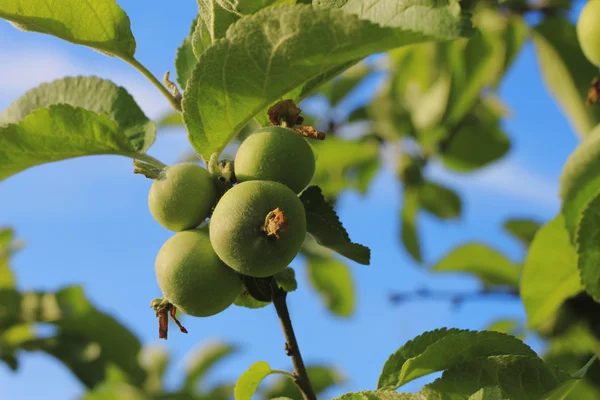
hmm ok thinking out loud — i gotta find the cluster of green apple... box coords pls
[149,126,316,318]
[578,0,600,68]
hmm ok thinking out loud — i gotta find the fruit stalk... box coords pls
[272,287,317,400]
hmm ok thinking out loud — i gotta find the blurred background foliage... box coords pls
[4,0,600,398]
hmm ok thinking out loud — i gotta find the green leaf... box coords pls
[443,32,496,125]
[264,364,344,398]
[495,16,529,86]
[315,0,470,34]
[0,76,156,152]
[468,387,506,400]
[184,341,238,391]
[410,73,452,133]
[0,286,145,386]
[335,391,425,400]
[431,243,520,288]
[192,0,240,58]
[0,104,155,182]
[348,106,369,122]
[22,335,134,389]
[377,328,536,390]
[200,383,235,400]
[544,356,598,400]
[0,354,18,371]
[236,0,288,15]
[80,381,149,400]
[233,291,271,309]
[544,322,599,359]
[478,11,529,89]
[369,89,414,141]
[139,345,169,394]
[440,102,510,172]
[20,328,144,390]
[300,186,370,265]
[310,137,380,198]
[521,215,581,328]
[427,355,571,400]
[418,181,461,220]
[401,187,422,263]
[0,0,136,58]
[532,17,600,139]
[560,125,600,237]
[274,267,298,293]
[157,112,184,127]
[176,17,199,90]
[233,276,272,308]
[305,252,355,317]
[0,324,34,370]
[503,218,541,247]
[0,228,16,289]
[234,361,274,400]
[485,319,521,336]
[183,3,472,158]
[0,229,14,248]
[576,194,600,302]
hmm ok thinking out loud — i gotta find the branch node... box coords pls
[285,342,293,356]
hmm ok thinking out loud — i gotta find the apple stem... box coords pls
[272,287,317,400]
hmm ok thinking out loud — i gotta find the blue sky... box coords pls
[0,1,587,399]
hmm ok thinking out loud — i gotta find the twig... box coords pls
[122,57,182,112]
[389,287,519,309]
[272,287,317,400]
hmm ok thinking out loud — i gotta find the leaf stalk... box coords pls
[123,57,183,112]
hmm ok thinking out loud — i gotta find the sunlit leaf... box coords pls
[183,3,472,158]
[533,17,600,139]
[0,286,145,386]
[560,125,600,237]
[576,194,600,302]
[0,0,136,58]
[234,361,275,400]
[503,218,541,247]
[0,105,155,182]
[184,341,238,391]
[418,181,461,220]
[192,0,239,58]
[401,188,422,263]
[310,137,379,198]
[443,32,496,125]
[427,355,571,400]
[440,102,510,172]
[264,364,344,398]
[431,243,520,288]
[176,17,199,89]
[0,228,16,289]
[377,328,536,390]
[521,215,581,328]
[305,251,355,317]
[0,76,155,152]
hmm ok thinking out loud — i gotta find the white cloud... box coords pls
[0,48,170,119]
[427,158,560,210]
